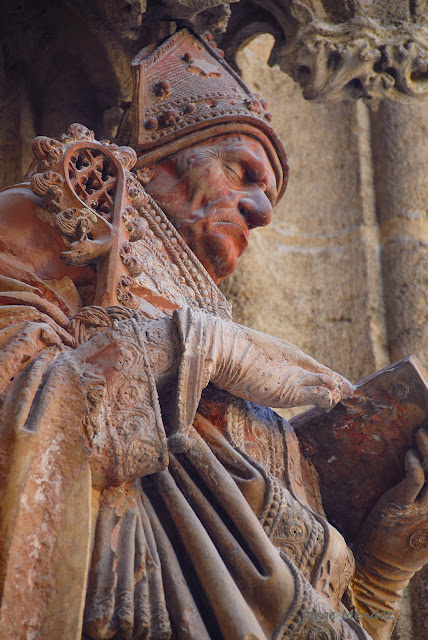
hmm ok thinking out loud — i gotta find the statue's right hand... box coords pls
[281,366,353,410]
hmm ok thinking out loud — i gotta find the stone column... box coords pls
[371,102,428,368]
[371,100,428,640]
[0,49,35,188]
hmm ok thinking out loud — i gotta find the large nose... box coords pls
[238,189,273,229]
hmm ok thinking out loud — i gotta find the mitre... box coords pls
[120,28,289,200]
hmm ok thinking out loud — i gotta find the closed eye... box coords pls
[224,163,243,183]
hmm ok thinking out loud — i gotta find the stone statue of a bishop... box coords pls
[1,28,428,640]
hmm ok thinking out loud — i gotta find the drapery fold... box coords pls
[0,282,364,640]
[84,482,170,640]
[84,421,289,640]
[82,417,357,640]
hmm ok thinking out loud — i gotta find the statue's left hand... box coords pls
[355,427,428,575]
[207,316,355,412]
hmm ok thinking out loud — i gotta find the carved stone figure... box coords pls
[0,28,428,640]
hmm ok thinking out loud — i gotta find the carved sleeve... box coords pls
[277,554,373,640]
[349,503,427,640]
[349,556,409,640]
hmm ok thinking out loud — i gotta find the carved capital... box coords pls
[160,0,239,34]
[273,16,428,104]
[65,0,238,39]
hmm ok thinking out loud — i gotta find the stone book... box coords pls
[291,356,428,541]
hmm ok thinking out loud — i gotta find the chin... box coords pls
[193,231,242,284]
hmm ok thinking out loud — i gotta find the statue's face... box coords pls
[143,134,277,283]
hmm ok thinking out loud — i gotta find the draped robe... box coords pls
[0,184,369,640]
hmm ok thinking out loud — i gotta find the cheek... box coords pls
[144,173,190,224]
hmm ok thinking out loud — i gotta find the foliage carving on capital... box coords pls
[159,0,240,33]
[219,0,428,104]
[274,16,428,104]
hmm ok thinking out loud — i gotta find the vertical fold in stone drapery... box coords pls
[83,482,170,640]
[142,424,295,640]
